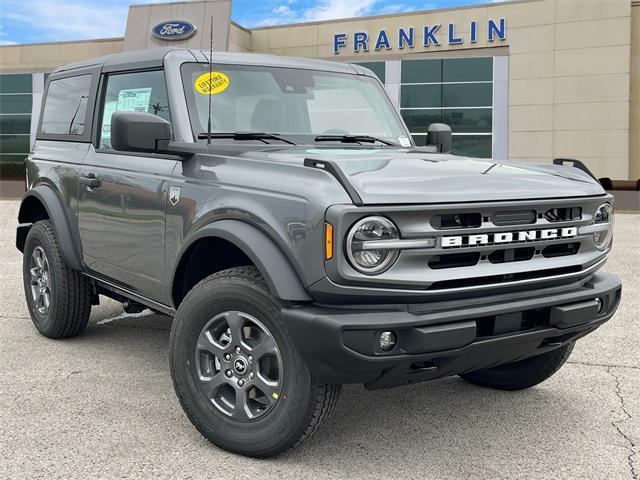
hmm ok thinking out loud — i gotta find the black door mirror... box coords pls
[426,123,452,153]
[111,111,171,153]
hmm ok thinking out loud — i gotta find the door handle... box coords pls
[80,173,100,189]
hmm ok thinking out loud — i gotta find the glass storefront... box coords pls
[352,57,495,158]
[400,57,493,157]
[0,74,32,178]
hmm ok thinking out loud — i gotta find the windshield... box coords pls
[181,63,411,146]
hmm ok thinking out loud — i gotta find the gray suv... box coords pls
[16,48,622,457]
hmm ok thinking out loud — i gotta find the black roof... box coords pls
[54,47,361,75]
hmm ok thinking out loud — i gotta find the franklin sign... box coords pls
[333,18,506,54]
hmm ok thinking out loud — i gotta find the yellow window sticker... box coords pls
[195,71,230,95]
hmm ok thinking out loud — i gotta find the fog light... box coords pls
[378,331,397,351]
[595,297,605,315]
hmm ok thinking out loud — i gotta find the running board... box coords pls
[83,273,176,317]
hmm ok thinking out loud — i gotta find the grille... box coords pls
[416,200,596,290]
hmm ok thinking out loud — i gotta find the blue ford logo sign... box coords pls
[152,20,197,41]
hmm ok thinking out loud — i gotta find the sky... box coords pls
[0,0,506,46]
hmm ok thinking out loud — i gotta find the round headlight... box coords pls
[593,203,614,250]
[346,216,400,274]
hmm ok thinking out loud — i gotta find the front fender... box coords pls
[173,219,312,303]
[17,185,83,271]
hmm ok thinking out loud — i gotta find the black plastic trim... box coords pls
[304,157,363,205]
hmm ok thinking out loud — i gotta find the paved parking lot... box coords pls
[0,199,638,480]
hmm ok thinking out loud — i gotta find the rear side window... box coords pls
[40,75,92,135]
[99,70,171,149]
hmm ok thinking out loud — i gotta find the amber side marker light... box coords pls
[324,223,334,260]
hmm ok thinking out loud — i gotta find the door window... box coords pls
[99,70,171,149]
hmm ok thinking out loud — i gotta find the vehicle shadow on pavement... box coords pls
[78,308,585,474]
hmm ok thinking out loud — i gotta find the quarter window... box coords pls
[99,70,171,149]
[40,75,92,135]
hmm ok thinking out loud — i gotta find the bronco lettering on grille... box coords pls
[441,227,578,248]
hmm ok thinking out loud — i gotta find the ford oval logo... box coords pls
[152,20,197,41]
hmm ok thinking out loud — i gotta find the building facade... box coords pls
[0,0,638,181]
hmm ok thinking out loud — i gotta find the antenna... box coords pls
[206,15,213,145]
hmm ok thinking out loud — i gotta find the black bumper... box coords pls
[281,273,622,390]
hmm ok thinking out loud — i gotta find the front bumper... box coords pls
[281,273,621,390]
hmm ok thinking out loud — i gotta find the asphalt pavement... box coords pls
[0,199,638,480]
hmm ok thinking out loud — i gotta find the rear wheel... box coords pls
[170,266,340,458]
[460,343,574,391]
[22,220,92,338]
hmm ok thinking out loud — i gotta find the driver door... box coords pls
[78,69,177,302]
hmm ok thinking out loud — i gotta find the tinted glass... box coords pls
[0,74,32,94]
[401,59,441,83]
[0,134,30,153]
[99,70,171,149]
[443,58,493,82]
[0,115,31,134]
[0,94,32,114]
[401,109,443,133]
[443,108,492,133]
[0,154,27,178]
[400,84,441,108]
[452,135,492,157]
[41,75,92,135]
[401,57,494,157]
[355,62,385,83]
[443,83,492,107]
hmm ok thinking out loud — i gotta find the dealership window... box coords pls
[99,70,171,149]
[399,57,493,157]
[354,62,385,84]
[0,74,32,178]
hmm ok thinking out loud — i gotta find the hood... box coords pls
[240,146,605,205]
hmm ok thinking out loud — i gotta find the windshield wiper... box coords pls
[314,134,396,146]
[197,132,297,145]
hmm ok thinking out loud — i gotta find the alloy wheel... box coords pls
[194,311,283,421]
[29,246,52,316]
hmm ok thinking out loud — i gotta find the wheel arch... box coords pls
[17,185,83,271]
[171,219,312,308]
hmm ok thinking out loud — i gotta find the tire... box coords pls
[22,220,93,339]
[170,266,341,458]
[460,342,574,391]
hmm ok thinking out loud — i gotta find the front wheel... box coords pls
[170,266,340,458]
[460,343,574,391]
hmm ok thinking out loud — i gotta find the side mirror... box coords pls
[111,111,171,153]
[426,123,452,153]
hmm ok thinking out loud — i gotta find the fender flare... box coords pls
[17,185,84,271]
[173,220,312,303]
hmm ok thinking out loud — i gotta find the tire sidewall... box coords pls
[23,223,58,334]
[170,273,314,455]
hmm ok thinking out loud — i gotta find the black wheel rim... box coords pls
[194,311,283,422]
[29,246,52,316]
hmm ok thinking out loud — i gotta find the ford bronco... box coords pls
[17,48,621,457]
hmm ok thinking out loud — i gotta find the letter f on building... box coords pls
[333,33,348,54]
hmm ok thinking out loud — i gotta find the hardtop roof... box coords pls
[53,47,363,76]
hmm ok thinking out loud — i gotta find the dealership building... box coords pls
[0,0,638,183]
